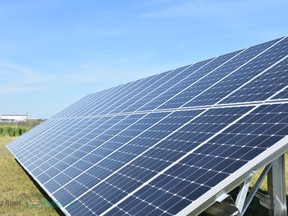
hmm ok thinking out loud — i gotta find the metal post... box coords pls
[242,163,272,214]
[271,154,287,216]
[267,170,274,216]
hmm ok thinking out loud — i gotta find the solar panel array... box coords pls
[6,36,288,216]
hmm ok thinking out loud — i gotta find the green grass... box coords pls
[0,137,61,216]
[0,122,41,137]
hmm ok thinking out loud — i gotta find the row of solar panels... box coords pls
[51,36,288,119]
[7,36,288,215]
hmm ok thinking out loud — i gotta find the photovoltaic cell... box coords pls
[68,107,250,215]
[158,37,282,110]
[221,56,288,103]
[124,59,212,112]
[273,87,288,100]
[114,65,191,113]
[183,37,288,107]
[139,50,243,111]
[102,104,288,216]
[6,36,288,216]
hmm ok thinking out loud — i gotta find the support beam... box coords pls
[242,163,272,214]
[200,155,287,216]
[271,154,287,216]
[267,169,274,216]
[235,177,252,213]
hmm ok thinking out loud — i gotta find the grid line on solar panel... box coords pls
[176,106,288,215]
[40,113,205,211]
[58,106,252,214]
[111,65,194,114]
[97,69,181,115]
[220,55,288,104]
[55,73,162,119]
[103,101,288,214]
[156,36,283,110]
[98,84,288,214]
[210,54,288,106]
[177,36,286,109]
[9,72,288,167]
[44,110,202,194]
[52,94,96,119]
[95,105,257,215]
[133,49,244,113]
[8,79,288,216]
[272,86,288,100]
[52,86,119,119]
[68,75,161,118]
[181,36,288,108]
[121,59,218,113]
[21,114,145,168]
[95,65,191,116]
[51,47,238,120]
[5,36,288,216]
[7,118,55,148]
[14,115,77,145]
[10,105,200,158]
[14,115,127,163]
[53,81,133,119]
[18,100,203,163]
[8,118,77,158]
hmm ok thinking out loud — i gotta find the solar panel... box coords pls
[6,36,288,216]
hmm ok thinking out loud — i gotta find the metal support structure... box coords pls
[235,177,252,212]
[269,154,287,216]
[241,154,287,215]
[268,169,274,216]
[241,163,272,214]
[200,154,287,216]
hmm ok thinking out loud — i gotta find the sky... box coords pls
[0,0,287,119]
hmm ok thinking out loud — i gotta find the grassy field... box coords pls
[0,137,61,216]
[0,121,41,137]
[1,136,287,215]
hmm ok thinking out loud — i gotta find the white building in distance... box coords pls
[0,114,28,122]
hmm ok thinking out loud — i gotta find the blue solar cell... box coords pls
[183,37,288,107]
[159,37,283,109]
[124,60,214,113]
[141,50,242,111]
[100,71,174,114]
[272,87,288,100]
[57,81,137,118]
[60,107,250,215]
[86,75,160,116]
[102,103,288,215]
[116,65,191,113]
[220,57,288,103]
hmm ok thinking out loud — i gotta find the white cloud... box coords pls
[0,62,90,95]
[0,54,161,95]
[0,63,43,94]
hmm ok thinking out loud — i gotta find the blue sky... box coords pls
[0,0,287,119]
